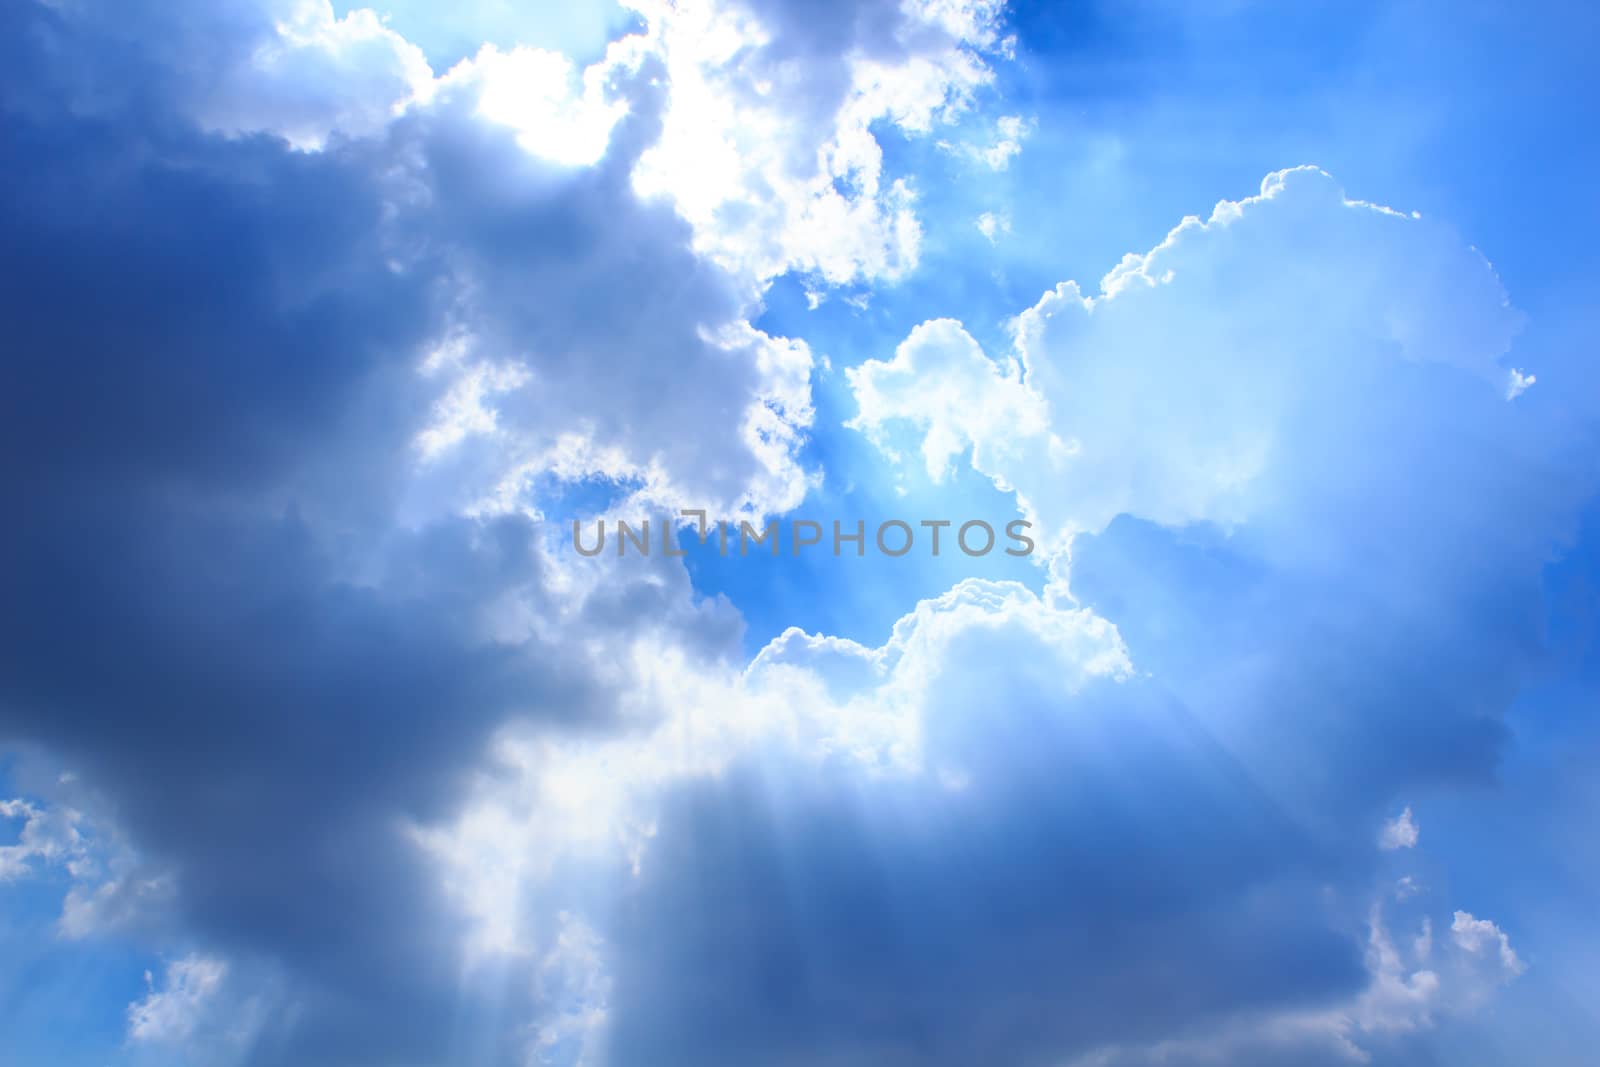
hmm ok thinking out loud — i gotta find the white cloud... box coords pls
[437,42,629,167]
[1452,910,1526,976]
[981,114,1031,168]
[184,1,634,161]
[197,0,435,148]
[948,112,1031,169]
[59,869,176,941]
[527,912,613,1067]
[114,0,1008,292]
[627,0,1008,284]
[976,209,1010,241]
[1,784,178,941]
[1350,907,1443,1037]
[1063,900,1526,1067]
[849,317,1052,484]
[1380,806,1420,850]
[0,797,84,881]
[849,167,1528,551]
[127,955,228,1045]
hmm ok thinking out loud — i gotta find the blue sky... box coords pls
[1,2,1597,1065]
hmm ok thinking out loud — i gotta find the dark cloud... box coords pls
[0,2,762,1062]
[608,678,1367,1067]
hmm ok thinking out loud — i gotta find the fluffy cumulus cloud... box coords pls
[129,0,1011,288]
[851,166,1547,545]
[629,0,1009,284]
[0,1,1595,1066]
[196,1,436,148]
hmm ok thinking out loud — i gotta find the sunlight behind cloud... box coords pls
[445,43,629,166]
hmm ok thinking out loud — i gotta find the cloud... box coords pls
[127,955,229,1045]
[437,42,627,166]
[79,0,1011,290]
[1379,807,1419,851]
[976,209,1011,241]
[195,0,436,148]
[1451,911,1526,976]
[842,167,1595,843]
[1058,900,1525,1067]
[0,3,1591,1066]
[946,112,1032,169]
[850,167,1540,545]
[0,0,821,1060]
[980,114,1032,168]
[408,554,1535,1065]
[545,167,1592,1064]
[628,0,1009,284]
[601,586,1354,1066]
[0,797,84,882]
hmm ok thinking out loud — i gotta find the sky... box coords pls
[0,1,1597,1066]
